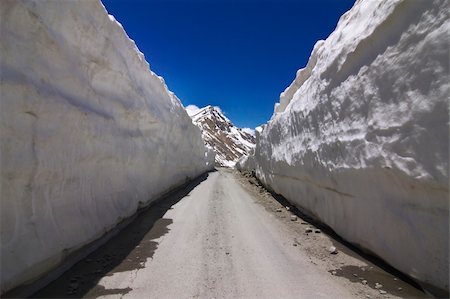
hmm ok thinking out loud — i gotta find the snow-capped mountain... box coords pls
[188,106,255,167]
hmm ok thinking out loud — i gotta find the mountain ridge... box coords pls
[189,105,255,167]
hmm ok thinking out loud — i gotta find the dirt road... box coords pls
[32,168,427,299]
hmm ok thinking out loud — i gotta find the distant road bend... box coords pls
[33,168,428,299]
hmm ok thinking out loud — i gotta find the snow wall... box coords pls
[0,0,214,293]
[240,0,449,293]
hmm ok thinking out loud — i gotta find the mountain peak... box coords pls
[188,105,255,167]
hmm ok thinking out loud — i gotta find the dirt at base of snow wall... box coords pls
[251,0,449,293]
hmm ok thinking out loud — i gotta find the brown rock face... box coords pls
[189,106,255,167]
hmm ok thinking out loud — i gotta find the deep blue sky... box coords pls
[102,0,354,129]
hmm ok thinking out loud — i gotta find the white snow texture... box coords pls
[0,0,213,293]
[241,0,449,292]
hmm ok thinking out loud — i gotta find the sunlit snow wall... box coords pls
[251,0,449,293]
[0,0,213,293]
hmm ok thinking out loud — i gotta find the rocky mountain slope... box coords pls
[189,106,255,167]
[238,0,449,295]
[0,1,213,294]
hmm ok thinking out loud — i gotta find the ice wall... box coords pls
[250,0,449,293]
[0,0,213,293]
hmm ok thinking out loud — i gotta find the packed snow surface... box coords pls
[241,0,449,293]
[0,0,213,293]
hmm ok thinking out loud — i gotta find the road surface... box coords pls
[33,168,427,299]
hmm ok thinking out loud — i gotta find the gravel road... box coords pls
[32,168,428,299]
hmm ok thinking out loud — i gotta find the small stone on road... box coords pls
[329,246,338,254]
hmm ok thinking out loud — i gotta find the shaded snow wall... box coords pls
[0,0,213,293]
[250,0,449,292]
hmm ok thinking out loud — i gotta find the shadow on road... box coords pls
[240,171,439,297]
[25,171,212,298]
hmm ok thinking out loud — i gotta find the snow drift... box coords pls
[0,0,213,293]
[241,0,449,293]
[236,154,256,173]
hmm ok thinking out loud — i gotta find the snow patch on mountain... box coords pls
[0,0,213,293]
[241,128,256,136]
[189,106,255,167]
[185,104,201,116]
[239,0,449,293]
